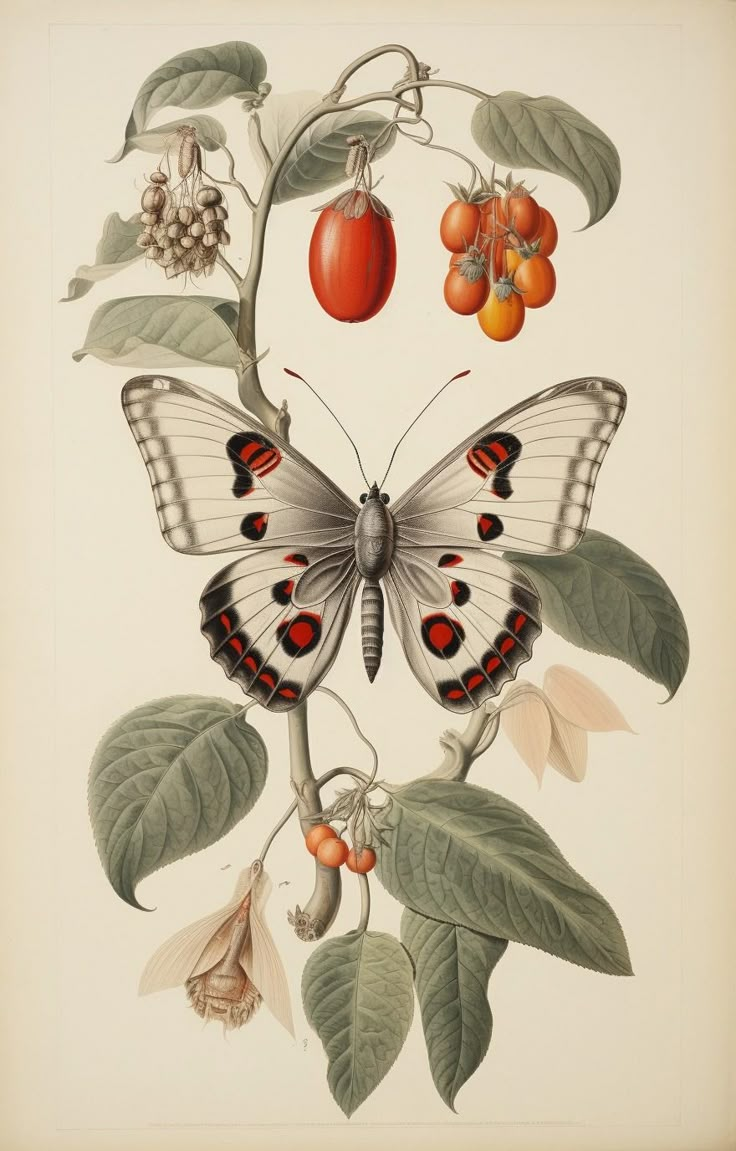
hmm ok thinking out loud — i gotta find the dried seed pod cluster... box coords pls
[136,136,231,280]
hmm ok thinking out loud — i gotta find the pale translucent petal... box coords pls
[241,869,295,1037]
[544,664,634,732]
[500,685,552,784]
[547,709,588,781]
[139,867,255,995]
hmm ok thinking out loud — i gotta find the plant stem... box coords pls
[257,764,371,865]
[356,874,371,934]
[216,253,241,286]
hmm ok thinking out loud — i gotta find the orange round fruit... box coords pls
[533,207,558,256]
[316,837,350,868]
[305,823,337,856]
[346,847,377,874]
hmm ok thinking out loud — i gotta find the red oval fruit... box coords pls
[444,264,490,315]
[480,195,507,240]
[512,254,556,308]
[532,207,558,257]
[346,847,377,874]
[305,823,337,856]
[316,837,350,868]
[477,287,525,342]
[440,200,482,252]
[504,188,541,241]
[309,189,396,322]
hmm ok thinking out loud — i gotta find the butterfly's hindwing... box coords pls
[200,548,360,711]
[385,547,542,713]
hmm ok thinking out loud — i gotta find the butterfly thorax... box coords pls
[354,483,395,580]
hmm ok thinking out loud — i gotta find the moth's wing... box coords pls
[391,377,626,554]
[122,375,359,555]
[385,546,542,713]
[200,546,360,712]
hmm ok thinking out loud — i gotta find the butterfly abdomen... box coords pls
[361,580,384,683]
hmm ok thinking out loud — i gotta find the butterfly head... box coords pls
[359,482,390,506]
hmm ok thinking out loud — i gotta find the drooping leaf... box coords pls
[88,695,267,909]
[302,930,414,1117]
[401,909,507,1111]
[543,664,633,733]
[61,213,143,302]
[375,780,632,976]
[499,684,552,783]
[119,114,228,161]
[73,295,240,371]
[507,530,689,700]
[110,41,267,162]
[248,91,396,203]
[471,91,620,227]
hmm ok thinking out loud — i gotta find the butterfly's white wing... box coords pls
[123,375,361,711]
[122,375,358,554]
[387,377,626,710]
[385,548,542,712]
[392,377,626,554]
[200,547,360,711]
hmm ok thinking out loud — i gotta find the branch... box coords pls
[216,252,241,287]
[424,710,500,782]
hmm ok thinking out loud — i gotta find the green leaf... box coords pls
[375,780,632,976]
[248,91,396,203]
[119,114,228,160]
[61,213,143,302]
[302,930,414,1117]
[401,909,507,1111]
[110,41,266,162]
[471,91,620,227]
[507,529,689,700]
[73,295,240,370]
[88,695,267,910]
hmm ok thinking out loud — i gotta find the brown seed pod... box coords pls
[178,130,201,179]
[219,230,231,246]
[205,219,224,234]
[180,235,196,249]
[148,245,165,261]
[189,220,205,238]
[200,207,219,224]
[178,206,195,226]
[159,234,174,250]
[202,232,219,248]
[141,186,166,212]
[149,171,168,185]
[140,211,159,227]
[164,206,179,225]
[196,186,223,208]
[136,232,155,248]
[167,222,185,239]
[214,205,229,221]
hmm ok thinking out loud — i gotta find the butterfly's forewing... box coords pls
[391,377,626,554]
[122,375,361,711]
[200,547,359,711]
[122,376,358,554]
[387,378,626,711]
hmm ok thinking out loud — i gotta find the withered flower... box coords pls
[139,861,293,1035]
[498,664,633,784]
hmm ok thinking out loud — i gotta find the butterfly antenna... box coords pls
[283,368,370,487]
[380,369,471,488]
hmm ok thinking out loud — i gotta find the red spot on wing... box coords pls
[259,671,276,690]
[219,613,232,630]
[289,620,315,649]
[438,553,463,568]
[513,613,527,634]
[466,673,484,691]
[244,655,258,673]
[229,637,243,655]
[500,637,515,655]
[485,655,501,674]
[429,621,454,651]
[278,687,299,700]
[285,553,308,566]
[446,687,466,701]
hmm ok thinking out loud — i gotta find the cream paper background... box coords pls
[2,1,734,1148]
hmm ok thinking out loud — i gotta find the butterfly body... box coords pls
[123,373,626,714]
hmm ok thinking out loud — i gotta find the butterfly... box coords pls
[122,374,626,714]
